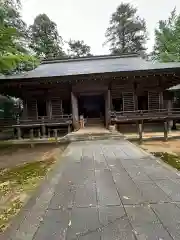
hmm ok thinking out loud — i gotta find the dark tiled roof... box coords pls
[1,54,180,80]
[169,84,180,91]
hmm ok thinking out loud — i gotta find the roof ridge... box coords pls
[41,53,140,65]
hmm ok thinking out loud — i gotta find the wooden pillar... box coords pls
[54,129,58,144]
[159,92,164,109]
[164,121,168,141]
[41,117,46,138]
[167,99,173,131]
[138,121,143,144]
[134,92,138,110]
[48,128,51,138]
[105,89,111,128]
[30,129,34,140]
[71,92,79,130]
[16,116,21,140]
[68,124,71,133]
[38,129,41,138]
[47,99,52,119]
[22,100,28,118]
[35,100,38,120]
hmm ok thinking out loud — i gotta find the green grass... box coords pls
[152,152,180,170]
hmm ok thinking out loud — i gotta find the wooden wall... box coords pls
[111,79,163,111]
[24,83,71,118]
[23,78,169,119]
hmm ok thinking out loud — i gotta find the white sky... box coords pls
[21,0,180,55]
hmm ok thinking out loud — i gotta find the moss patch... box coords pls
[152,152,180,170]
[0,157,56,232]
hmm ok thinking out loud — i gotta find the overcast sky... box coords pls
[21,0,180,55]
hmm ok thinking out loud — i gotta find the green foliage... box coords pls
[153,8,180,62]
[67,39,92,58]
[152,152,180,170]
[29,14,65,59]
[105,3,147,54]
[0,96,22,119]
[0,54,38,74]
[0,0,38,75]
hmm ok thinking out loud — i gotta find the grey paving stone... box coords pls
[134,159,161,168]
[95,169,121,206]
[151,203,180,227]
[144,166,177,180]
[48,181,75,209]
[5,139,180,240]
[125,166,151,181]
[122,145,147,159]
[125,205,160,226]
[33,209,70,240]
[66,207,100,240]
[156,179,180,201]
[133,223,173,240]
[165,225,180,240]
[119,160,137,169]
[101,221,136,240]
[94,161,109,170]
[78,232,101,240]
[74,182,97,207]
[113,172,145,204]
[112,148,130,160]
[98,206,127,226]
[136,182,171,203]
[61,162,85,185]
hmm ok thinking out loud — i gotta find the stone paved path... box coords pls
[4,139,180,240]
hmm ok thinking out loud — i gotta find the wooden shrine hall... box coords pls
[1,53,180,140]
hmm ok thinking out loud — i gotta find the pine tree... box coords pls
[105,3,147,54]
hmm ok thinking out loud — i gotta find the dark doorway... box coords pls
[37,100,47,116]
[112,98,123,111]
[78,94,105,119]
[138,93,148,110]
[62,99,71,114]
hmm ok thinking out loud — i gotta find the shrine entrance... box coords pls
[78,94,105,123]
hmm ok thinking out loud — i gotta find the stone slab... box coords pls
[66,207,100,240]
[3,139,180,240]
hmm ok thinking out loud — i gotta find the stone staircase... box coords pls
[85,118,104,127]
[63,130,124,142]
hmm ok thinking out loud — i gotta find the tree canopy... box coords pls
[67,40,92,58]
[153,8,180,62]
[29,14,65,59]
[105,3,147,55]
[0,0,38,75]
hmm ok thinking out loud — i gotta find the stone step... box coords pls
[64,132,124,142]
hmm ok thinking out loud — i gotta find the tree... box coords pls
[105,3,147,55]
[153,8,180,62]
[67,40,92,58]
[0,0,38,74]
[29,14,65,58]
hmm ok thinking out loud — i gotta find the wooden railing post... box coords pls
[164,121,168,141]
[54,129,58,144]
[41,117,46,138]
[16,116,21,140]
[48,128,51,138]
[30,129,34,140]
[138,120,143,144]
[68,124,71,133]
[38,129,41,138]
